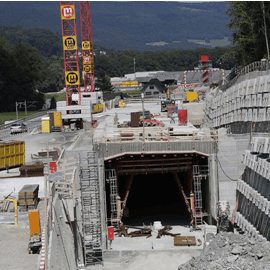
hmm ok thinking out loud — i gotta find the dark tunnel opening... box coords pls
[119,172,190,226]
[105,152,210,227]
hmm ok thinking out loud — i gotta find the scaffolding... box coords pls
[193,165,209,226]
[105,169,118,227]
[80,151,103,266]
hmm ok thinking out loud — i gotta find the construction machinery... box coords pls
[28,209,42,254]
[92,103,104,114]
[217,201,230,233]
[160,89,175,112]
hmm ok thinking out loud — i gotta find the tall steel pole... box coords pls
[15,102,18,120]
[141,93,145,141]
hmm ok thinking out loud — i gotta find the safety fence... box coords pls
[220,59,270,91]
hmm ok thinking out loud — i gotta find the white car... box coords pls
[10,122,28,134]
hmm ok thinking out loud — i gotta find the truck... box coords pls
[160,92,175,112]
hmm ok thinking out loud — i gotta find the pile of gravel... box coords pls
[178,232,270,270]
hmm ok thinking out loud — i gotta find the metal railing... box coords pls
[220,59,270,91]
[0,109,54,131]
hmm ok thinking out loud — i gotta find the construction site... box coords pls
[2,1,270,270]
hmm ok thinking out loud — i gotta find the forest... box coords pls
[1,2,270,112]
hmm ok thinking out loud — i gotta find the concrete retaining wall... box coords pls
[48,196,77,270]
[94,140,215,159]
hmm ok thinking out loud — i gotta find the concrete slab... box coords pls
[110,225,204,251]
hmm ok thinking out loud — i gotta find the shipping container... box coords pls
[0,140,25,170]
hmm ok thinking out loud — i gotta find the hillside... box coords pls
[0,1,232,52]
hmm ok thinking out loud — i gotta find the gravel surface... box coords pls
[179,232,270,270]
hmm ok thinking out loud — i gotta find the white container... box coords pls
[153,221,162,230]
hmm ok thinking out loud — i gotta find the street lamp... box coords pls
[141,93,145,141]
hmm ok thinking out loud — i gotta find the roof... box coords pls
[141,78,167,92]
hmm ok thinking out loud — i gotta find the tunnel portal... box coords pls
[105,151,209,228]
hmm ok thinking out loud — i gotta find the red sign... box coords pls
[61,5,75,20]
[108,226,114,241]
[201,55,209,61]
[83,56,91,64]
[50,162,57,174]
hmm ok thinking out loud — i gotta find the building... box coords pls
[141,78,167,97]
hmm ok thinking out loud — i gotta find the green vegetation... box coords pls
[45,92,66,102]
[0,111,38,125]
[226,2,270,66]
[0,39,45,112]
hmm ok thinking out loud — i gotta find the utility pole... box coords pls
[141,93,145,141]
[262,1,270,60]
[15,102,18,120]
[44,141,49,270]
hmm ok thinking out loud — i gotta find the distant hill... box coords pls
[0,1,232,52]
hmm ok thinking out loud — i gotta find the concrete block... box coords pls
[259,76,265,93]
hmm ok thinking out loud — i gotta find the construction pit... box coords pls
[78,100,221,269]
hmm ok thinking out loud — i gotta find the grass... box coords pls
[0,111,39,125]
[45,90,142,100]
[45,92,66,102]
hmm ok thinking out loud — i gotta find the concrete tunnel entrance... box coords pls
[104,151,210,228]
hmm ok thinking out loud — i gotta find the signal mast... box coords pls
[79,1,95,92]
[60,1,81,105]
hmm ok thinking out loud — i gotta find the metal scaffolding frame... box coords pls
[193,165,209,226]
[80,151,103,266]
[105,169,118,227]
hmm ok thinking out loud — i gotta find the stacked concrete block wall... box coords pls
[203,70,270,132]
[234,136,270,241]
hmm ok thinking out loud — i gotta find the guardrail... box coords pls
[220,59,270,91]
[0,124,42,139]
[125,98,160,104]
[0,110,54,131]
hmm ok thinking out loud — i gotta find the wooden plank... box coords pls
[174,236,196,246]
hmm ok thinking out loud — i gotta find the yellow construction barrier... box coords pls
[186,92,199,101]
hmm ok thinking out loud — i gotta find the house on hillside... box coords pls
[141,79,167,98]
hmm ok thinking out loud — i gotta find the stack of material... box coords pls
[20,164,44,177]
[18,184,39,211]
[178,232,270,270]
[0,199,14,212]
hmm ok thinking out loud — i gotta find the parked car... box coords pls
[10,122,28,134]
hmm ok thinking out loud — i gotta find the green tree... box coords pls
[0,41,44,112]
[95,75,113,93]
[226,1,270,65]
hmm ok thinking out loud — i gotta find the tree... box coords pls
[0,41,45,112]
[95,75,113,93]
[226,1,270,66]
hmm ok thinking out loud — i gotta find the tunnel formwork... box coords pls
[104,151,210,229]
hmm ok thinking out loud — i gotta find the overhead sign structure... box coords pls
[63,36,77,50]
[61,5,75,20]
[65,71,80,85]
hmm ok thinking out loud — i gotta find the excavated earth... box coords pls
[178,232,270,270]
